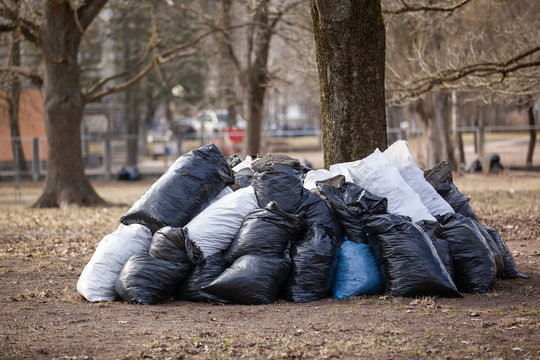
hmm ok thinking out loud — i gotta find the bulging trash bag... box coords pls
[417,220,454,281]
[475,222,504,278]
[296,188,344,243]
[251,155,305,213]
[225,201,305,263]
[424,162,480,222]
[201,254,291,305]
[316,175,387,244]
[383,141,455,216]
[183,186,259,258]
[176,251,232,302]
[303,169,333,191]
[234,167,254,188]
[286,224,339,302]
[120,144,234,233]
[332,240,383,300]
[148,226,203,265]
[115,252,193,304]
[483,225,529,279]
[437,213,496,293]
[77,223,152,302]
[331,149,436,223]
[366,214,461,298]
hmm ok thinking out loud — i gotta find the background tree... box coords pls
[311,0,387,167]
[0,0,203,207]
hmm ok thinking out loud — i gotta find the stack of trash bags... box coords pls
[77,141,528,305]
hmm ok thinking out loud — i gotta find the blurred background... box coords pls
[1,0,538,180]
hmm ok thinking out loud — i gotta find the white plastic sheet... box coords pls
[330,149,436,223]
[383,140,454,216]
[184,186,259,257]
[77,223,152,302]
[303,169,333,190]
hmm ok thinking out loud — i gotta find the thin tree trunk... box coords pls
[8,25,28,172]
[34,1,105,207]
[244,0,271,157]
[311,0,386,167]
[526,104,536,167]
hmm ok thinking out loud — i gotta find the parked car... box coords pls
[173,118,196,134]
[193,109,246,133]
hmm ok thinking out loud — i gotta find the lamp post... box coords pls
[171,85,185,156]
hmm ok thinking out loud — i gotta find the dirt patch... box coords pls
[0,173,539,359]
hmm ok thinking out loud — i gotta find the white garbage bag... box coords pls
[383,140,454,216]
[77,223,152,302]
[330,149,436,223]
[184,186,259,257]
[303,169,333,190]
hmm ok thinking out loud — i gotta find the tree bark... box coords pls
[8,23,28,172]
[33,1,106,207]
[311,0,387,167]
[244,0,272,157]
[526,104,536,167]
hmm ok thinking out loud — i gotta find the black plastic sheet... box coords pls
[176,251,232,302]
[483,225,529,279]
[366,214,461,298]
[201,254,291,305]
[424,162,479,221]
[296,188,344,244]
[317,176,387,244]
[225,201,305,263]
[285,224,339,303]
[437,213,496,293]
[120,144,234,233]
[115,252,192,304]
[149,226,203,265]
[251,155,304,213]
[417,220,455,281]
[234,167,254,188]
[475,222,504,278]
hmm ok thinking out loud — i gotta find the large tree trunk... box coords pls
[415,92,456,169]
[34,1,105,207]
[311,0,387,167]
[244,0,272,157]
[8,25,28,172]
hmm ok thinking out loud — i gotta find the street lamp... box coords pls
[171,85,185,155]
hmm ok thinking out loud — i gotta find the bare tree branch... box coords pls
[0,65,42,86]
[383,0,473,15]
[76,0,108,31]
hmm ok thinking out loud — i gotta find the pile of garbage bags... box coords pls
[77,142,528,305]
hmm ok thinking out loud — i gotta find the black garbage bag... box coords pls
[251,155,304,213]
[366,214,461,298]
[149,226,204,265]
[483,225,529,279]
[234,167,254,188]
[120,144,234,233]
[424,162,479,222]
[115,252,193,304]
[317,175,387,244]
[475,222,504,278]
[296,188,344,243]
[225,201,305,263]
[285,224,339,303]
[437,213,496,293]
[229,154,242,168]
[201,254,291,305]
[176,251,232,302]
[417,220,455,281]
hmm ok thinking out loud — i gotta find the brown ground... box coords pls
[0,171,539,360]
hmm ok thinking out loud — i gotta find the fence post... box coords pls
[14,143,21,202]
[32,137,40,181]
[103,137,111,180]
